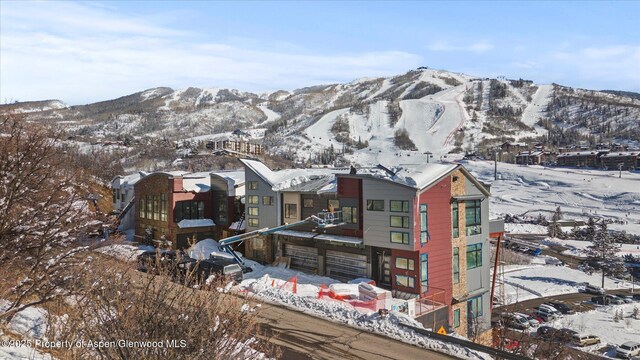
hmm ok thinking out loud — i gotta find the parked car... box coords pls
[514,312,540,327]
[616,341,640,359]
[572,334,601,347]
[533,307,558,322]
[529,313,545,323]
[591,295,611,305]
[179,257,244,284]
[543,302,575,315]
[557,328,579,342]
[632,294,640,301]
[606,294,625,305]
[622,296,634,304]
[502,313,531,330]
[538,303,561,315]
[530,248,543,256]
[584,284,606,295]
[537,326,558,338]
[137,250,191,277]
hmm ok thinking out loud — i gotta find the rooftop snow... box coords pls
[240,159,350,191]
[177,219,216,228]
[353,163,458,189]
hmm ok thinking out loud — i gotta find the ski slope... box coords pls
[520,84,552,135]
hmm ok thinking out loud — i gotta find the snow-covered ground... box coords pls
[0,301,53,360]
[505,223,548,235]
[542,237,640,258]
[495,264,633,305]
[550,303,640,358]
[463,160,640,235]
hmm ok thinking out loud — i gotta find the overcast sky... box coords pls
[1,1,639,105]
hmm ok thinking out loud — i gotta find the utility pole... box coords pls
[619,163,623,178]
[494,148,498,180]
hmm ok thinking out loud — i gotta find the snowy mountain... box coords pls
[2,68,639,166]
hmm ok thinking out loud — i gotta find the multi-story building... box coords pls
[240,159,492,337]
[556,150,608,168]
[111,172,145,232]
[133,170,244,248]
[600,151,639,171]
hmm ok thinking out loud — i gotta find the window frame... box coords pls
[420,204,429,244]
[247,195,259,205]
[248,181,259,190]
[390,231,409,244]
[420,253,428,289]
[395,274,415,288]
[248,207,259,216]
[390,200,409,213]
[466,243,483,269]
[284,203,297,219]
[342,206,358,224]
[390,215,410,228]
[453,247,460,283]
[175,200,205,222]
[139,198,146,219]
[160,193,167,221]
[303,198,314,208]
[465,200,482,235]
[248,218,259,227]
[366,199,385,211]
[394,257,414,270]
[452,201,459,238]
[453,309,460,328]
[262,196,273,205]
[327,199,340,211]
[468,295,483,319]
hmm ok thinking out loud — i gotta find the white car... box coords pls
[514,312,540,327]
[616,341,640,359]
[533,307,558,322]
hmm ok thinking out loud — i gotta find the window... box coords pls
[285,204,297,219]
[390,215,409,228]
[139,198,145,219]
[395,275,414,288]
[366,200,384,211]
[465,200,482,235]
[247,195,259,205]
[112,189,117,203]
[390,200,409,213]
[213,191,227,224]
[121,191,125,203]
[453,247,460,283]
[160,194,167,221]
[467,295,483,319]
[342,206,358,223]
[146,195,152,219]
[116,189,121,203]
[175,201,205,222]
[420,204,429,244]
[452,201,459,238]
[390,231,409,244]
[248,181,258,190]
[262,196,273,205]
[420,253,428,289]
[153,195,159,220]
[327,199,340,211]
[303,198,314,208]
[453,309,460,328]
[466,243,483,269]
[395,257,414,270]
[248,207,259,216]
[248,218,259,227]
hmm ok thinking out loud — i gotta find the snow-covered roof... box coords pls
[517,151,544,157]
[211,170,246,196]
[279,175,337,193]
[601,152,639,158]
[349,163,458,190]
[182,172,211,193]
[314,233,363,245]
[557,151,602,157]
[239,159,349,191]
[177,219,216,229]
[111,172,145,187]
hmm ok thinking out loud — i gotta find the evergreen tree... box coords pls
[586,221,625,287]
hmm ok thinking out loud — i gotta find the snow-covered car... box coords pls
[514,312,540,327]
[591,295,611,305]
[538,303,561,315]
[606,294,625,305]
[500,313,531,330]
[533,307,558,322]
[571,334,601,347]
[584,284,606,295]
[616,341,640,359]
[543,302,575,315]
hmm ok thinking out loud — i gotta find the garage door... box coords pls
[326,250,367,282]
[284,244,318,273]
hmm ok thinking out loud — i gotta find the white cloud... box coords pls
[427,40,494,53]
[0,2,422,104]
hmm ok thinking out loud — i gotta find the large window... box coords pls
[262,196,273,205]
[390,200,409,213]
[466,243,483,269]
[248,218,259,227]
[248,181,258,190]
[395,257,414,270]
[248,207,259,216]
[395,275,414,288]
[467,295,483,319]
[453,309,460,328]
[139,198,146,219]
[390,215,409,228]
[303,198,314,208]
[342,206,358,224]
[153,195,159,220]
[146,195,152,219]
[465,200,482,235]
[420,253,428,289]
[175,201,205,222]
[390,231,409,244]
[420,204,428,244]
[453,247,460,283]
[160,194,167,221]
[366,200,384,211]
[452,201,459,238]
[247,195,259,205]
[285,204,297,219]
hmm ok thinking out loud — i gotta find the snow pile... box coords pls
[96,243,154,262]
[0,304,54,360]
[176,218,216,229]
[187,239,236,260]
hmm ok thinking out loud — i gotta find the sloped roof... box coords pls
[239,159,349,191]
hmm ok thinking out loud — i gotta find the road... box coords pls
[256,302,455,360]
